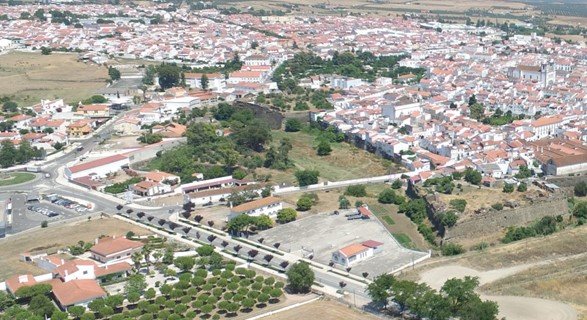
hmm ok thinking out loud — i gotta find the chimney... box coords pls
[61,259,65,265]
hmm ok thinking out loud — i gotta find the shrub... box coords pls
[441,243,465,256]
[345,185,367,197]
[574,181,587,197]
[284,118,302,132]
[491,203,503,211]
[517,182,527,192]
[391,179,403,189]
[276,208,297,223]
[438,211,458,228]
[502,183,514,193]
[296,197,313,211]
[449,199,467,213]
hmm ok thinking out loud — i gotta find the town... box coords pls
[0,1,586,320]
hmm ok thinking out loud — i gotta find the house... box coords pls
[228,70,266,84]
[530,115,563,140]
[152,122,186,138]
[76,104,110,118]
[53,259,132,284]
[184,72,226,91]
[187,184,264,206]
[9,114,33,130]
[52,279,107,309]
[67,119,94,138]
[228,196,282,220]
[131,180,172,197]
[332,240,384,267]
[144,171,181,185]
[64,154,129,180]
[89,236,144,263]
[31,99,69,115]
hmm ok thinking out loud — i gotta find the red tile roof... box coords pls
[52,280,106,307]
[67,154,128,174]
[90,236,143,257]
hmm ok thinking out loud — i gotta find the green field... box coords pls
[382,215,395,225]
[393,233,414,248]
[0,172,35,186]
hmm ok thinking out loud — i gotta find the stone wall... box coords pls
[444,197,570,242]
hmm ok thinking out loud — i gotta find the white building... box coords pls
[382,99,422,123]
[330,76,363,90]
[332,240,383,267]
[228,196,282,220]
[64,154,129,180]
[508,63,556,87]
[184,72,226,91]
[530,115,563,140]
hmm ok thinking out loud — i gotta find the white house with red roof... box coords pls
[64,154,129,180]
[89,236,144,263]
[332,240,383,267]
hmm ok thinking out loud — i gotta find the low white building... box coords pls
[185,72,226,91]
[332,240,383,267]
[228,196,282,220]
[64,154,129,180]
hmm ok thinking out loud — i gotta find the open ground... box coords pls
[0,51,108,106]
[261,130,401,185]
[265,298,380,320]
[250,210,429,278]
[0,216,151,280]
[403,224,587,319]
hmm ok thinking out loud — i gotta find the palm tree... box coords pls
[273,242,280,249]
[280,261,289,269]
[116,204,123,212]
[263,254,273,264]
[247,250,259,260]
[207,220,214,227]
[207,235,216,242]
[221,241,229,248]
[233,245,242,253]
[182,227,191,234]
[142,246,152,272]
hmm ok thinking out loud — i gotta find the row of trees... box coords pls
[0,140,45,168]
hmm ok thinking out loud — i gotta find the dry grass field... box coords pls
[0,51,108,106]
[0,216,151,280]
[267,130,401,183]
[265,299,380,320]
[437,184,542,214]
[402,225,587,318]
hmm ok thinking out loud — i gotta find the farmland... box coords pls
[0,51,108,106]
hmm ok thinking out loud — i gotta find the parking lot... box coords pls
[8,193,91,233]
[250,211,430,278]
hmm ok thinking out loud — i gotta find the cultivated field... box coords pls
[0,51,108,106]
[0,216,151,280]
[265,299,380,320]
[268,130,401,183]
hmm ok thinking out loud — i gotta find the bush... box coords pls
[294,170,319,187]
[502,226,536,243]
[572,201,587,219]
[441,243,465,256]
[417,223,436,245]
[491,203,503,211]
[574,181,587,197]
[276,208,297,223]
[464,168,482,185]
[502,183,514,193]
[391,179,402,189]
[517,182,527,192]
[449,199,467,213]
[285,119,303,132]
[41,220,48,228]
[345,185,367,197]
[296,195,314,211]
[438,211,458,228]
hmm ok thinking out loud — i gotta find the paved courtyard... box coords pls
[251,211,429,278]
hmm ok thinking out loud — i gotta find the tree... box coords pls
[345,185,367,197]
[254,214,273,230]
[276,208,297,223]
[284,118,302,132]
[316,140,332,156]
[200,74,209,90]
[459,299,499,320]
[68,306,86,318]
[441,243,465,256]
[29,294,55,318]
[0,291,15,311]
[517,182,527,192]
[41,220,48,228]
[108,66,121,81]
[468,94,477,106]
[157,64,181,89]
[464,168,482,185]
[469,103,485,120]
[338,196,350,209]
[502,183,514,193]
[574,181,587,197]
[366,274,395,307]
[174,256,195,272]
[295,170,319,187]
[41,47,52,55]
[0,140,17,168]
[573,201,587,219]
[439,211,458,228]
[296,197,313,211]
[441,276,480,314]
[391,179,402,189]
[125,274,147,296]
[378,188,398,204]
[196,245,215,257]
[2,101,18,113]
[286,262,314,293]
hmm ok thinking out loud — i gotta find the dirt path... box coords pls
[420,265,578,320]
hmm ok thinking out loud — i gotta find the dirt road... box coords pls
[420,265,578,320]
